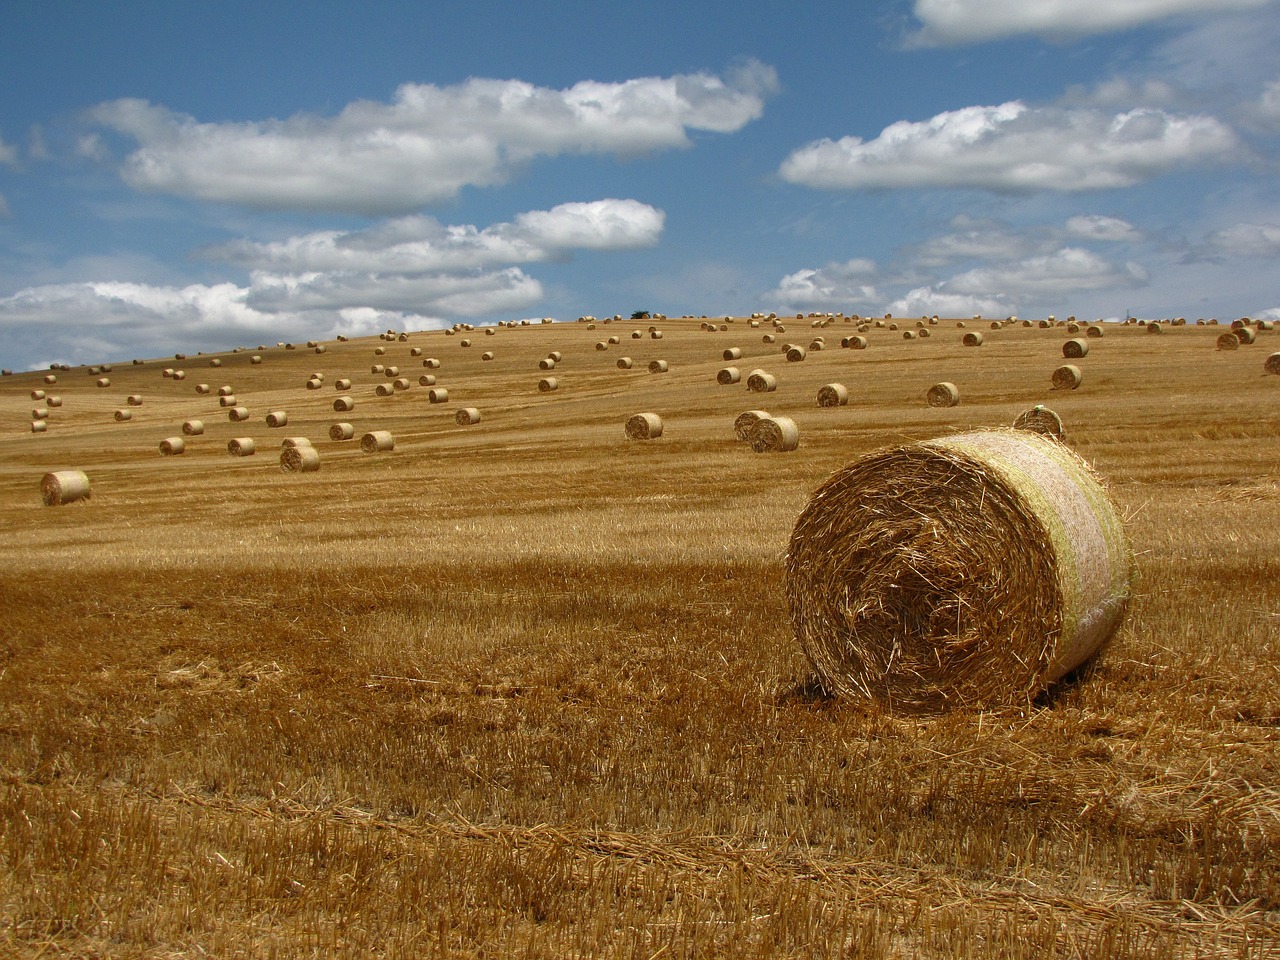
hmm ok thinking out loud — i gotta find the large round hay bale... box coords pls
[335,378,352,391]
[428,387,449,403]
[393,377,410,391]
[44,374,57,385]
[375,383,394,397]
[455,407,481,425]
[228,406,250,422]
[926,382,960,407]
[30,420,48,433]
[159,437,185,456]
[817,383,849,407]
[1217,332,1241,351]
[1265,352,1280,375]
[217,385,234,397]
[717,366,741,385]
[182,419,204,435]
[733,410,770,441]
[41,470,91,506]
[46,396,62,408]
[96,377,110,388]
[32,406,50,420]
[648,360,669,373]
[1146,322,1163,334]
[539,357,556,370]
[785,430,1132,711]
[334,396,355,412]
[1052,365,1083,390]
[281,437,311,449]
[786,345,807,362]
[227,437,255,456]
[1237,327,1257,345]
[361,430,394,453]
[195,383,211,394]
[251,355,263,364]
[423,358,441,369]
[306,378,323,390]
[749,415,799,453]
[329,422,355,441]
[1013,405,1065,440]
[1063,338,1089,359]
[1086,325,1103,338]
[844,336,869,349]
[537,378,558,393]
[723,347,742,361]
[126,394,143,406]
[265,411,288,427]
[962,331,985,347]
[417,374,437,387]
[30,389,46,401]
[281,445,320,473]
[747,370,777,393]
[113,409,132,422]
[219,395,238,407]
[625,412,663,440]
[763,334,777,344]
[617,357,634,369]
[172,370,186,381]
[209,357,222,367]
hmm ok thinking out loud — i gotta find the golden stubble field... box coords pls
[0,314,1277,959]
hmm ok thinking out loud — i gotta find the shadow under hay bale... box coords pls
[625,412,663,440]
[785,430,1132,712]
[41,470,91,506]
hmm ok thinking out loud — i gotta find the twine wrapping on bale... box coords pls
[1013,404,1065,440]
[114,409,132,422]
[1052,365,1083,390]
[747,370,778,393]
[926,382,960,407]
[182,419,204,436]
[625,412,663,440]
[266,411,288,428]
[227,437,255,457]
[617,357,634,369]
[1063,338,1089,359]
[455,407,482,425]
[41,470,91,506]
[1265,352,1280,375]
[785,429,1133,711]
[159,437,185,456]
[817,383,849,407]
[361,430,394,453]
[734,410,770,441]
[281,445,321,473]
[962,331,985,347]
[717,367,741,385]
[749,415,799,453]
[329,422,355,441]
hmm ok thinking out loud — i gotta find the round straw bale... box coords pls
[31,420,47,433]
[962,331,985,347]
[393,377,410,391]
[903,330,917,340]
[616,357,633,369]
[314,345,327,354]
[41,470,91,506]
[417,374,437,387]
[385,366,400,377]
[723,347,743,361]
[423,358,440,368]
[455,407,482,425]
[227,437,255,456]
[96,377,110,388]
[763,334,777,344]
[539,357,556,370]
[1265,352,1280,375]
[329,422,355,441]
[625,412,663,440]
[209,358,222,367]
[482,351,494,361]
[596,341,608,351]
[375,383,394,397]
[1086,325,1103,338]
[182,419,204,435]
[429,387,449,403]
[306,378,323,390]
[172,370,186,381]
[250,355,263,364]
[219,395,238,407]
[281,436,311,449]
[1216,332,1240,351]
[113,409,132,422]
[919,328,931,338]
[608,336,620,345]
[537,378,557,393]
[30,389,46,401]
[747,370,777,393]
[46,396,62,407]
[1013,405,1065,440]
[649,360,669,373]
[333,378,352,391]
[44,374,57,385]
[786,429,1132,711]
[926,382,960,407]
[217,385,233,397]
[371,364,385,375]
[1052,365,1083,391]
[717,366,741,385]
[228,406,250,422]
[281,445,321,473]
[460,339,471,347]
[817,383,849,407]
[195,383,211,394]
[809,339,826,350]
[159,437,185,456]
[786,345,807,362]
[361,430,394,453]
[333,395,355,412]
[1063,338,1089,359]
[1146,322,1163,334]
[650,330,663,339]
[32,406,49,420]
[374,346,386,355]
[734,410,770,441]
[548,351,562,363]
[750,415,800,453]
[632,330,643,339]
[126,394,143,406]
[1237,327,1257,345]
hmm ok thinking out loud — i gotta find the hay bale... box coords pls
[46,396,62,408]
[596,341,609,351]
[44,374,57,385]
[1237,327,1258,345]
[903,330,917,341]
[539,358,556,370]
[1063,338,1089,359]
[251,355,263,364]
[926,382,960,407]
[717,366,741,385]
[361,430,394,453]
[195,383,211,394]
[723,347,743,361]
[482,351,495,361]
[1086,325,1103,339]
[747,370,777,393]
[734,409,770,441]
[113,409,132,422]
[375,383,394,397]
[314,345,327,354]
[30,389,46,401]
[30,420,48,433]
[374,346,386,355]
[428,387,449,403]
[393,377,410,391]
[786,345,807,362]
[962,331,985,347]
[209,358,222,367]
[228,406,250,422]
[172,370,186,381]
[306,378,323,390]
[785,429,1132,711]
[1052,365,1083,390]
[548,351,563,363]
[616,357,634,369]
[219,395,238,407]
[1146,322,1163,334]
[1217,332,1241,351]
[126,394,143,406]
[763,334,777,344]
[537,378,558,393]
[650,330,663,339]
[333,395,355,412]
[417,374,437,387]
[1013,405,1065,440]
[625,412,663,440]
[455,407,482,425]
[749,415,799,453]
[32,406,50,420]
[159,437,185,456]
[281,437,311,449]
[227,437,255,456]
[41,470,91,506]
[1265,352,1280,375]
[182,419,204,435]
[817,383,848,407]
[96,377,110,388]
[423,357,442,369]
[649,360,669,373]
[329,421,356,441]
[266,411,288,428]
[281,445,320,473]
[385,366,400,377]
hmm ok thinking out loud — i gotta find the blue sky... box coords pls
[2,0,1278,369]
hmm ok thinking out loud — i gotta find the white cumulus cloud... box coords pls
[778,101,1238,193]
[887,288,1012,318]
[1204,222,1280,255]
[907,0,1275,46]
[89,63,777,215]
[1064,215,1143,241]
[945,247,1149,297]
[763,259,880,311]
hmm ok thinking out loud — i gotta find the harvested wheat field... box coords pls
[1,315,1278,959]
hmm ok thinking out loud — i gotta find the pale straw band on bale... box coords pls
[41,470,91,506]
[361,430,395,453]
[717,367,741,385]
[786,429,1132,712]
[329,422,355,441]
[281,445,320,473]
[455,407,482,425]
[1013,404,1065,440]
[926,382,960,407]
[817,383,848,407]
[159,437,185,456]
[625,412,663,440]
[227,437,256,456]
[1052,364,1083,390]
[749,415,799,453]
[734,410,770,441]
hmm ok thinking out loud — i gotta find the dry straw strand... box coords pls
[625,412,664,440]
[926,382,960,407]
[361,430,395,453]
[786,429,1132,712]
[280,445,321,473]
[749,415,799,453]
[41,470,91,506]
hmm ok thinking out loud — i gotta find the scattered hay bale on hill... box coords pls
[717,366,741,385]
[281,445,320,473]
[649,360,669,373]
[733,410,770,441]
[306,378,323,390]
[617,357,634,369]
[817,383,849,407]
[266,411,288,428]
[1052,365,1083,390]
[1086,325,1103,339]
[393,377,410,391]
[723,347,742,361]
[209,358,222,367]
[539,358,557,370]
[281,437,311,449]
[30,420,47,433]
[418,375,437,387]
[30,389,46,401]
[747,370,778,393]
[785,429,1132,711]
[926,382,960,407]
[335,378,352,391]
[763,334,777,344]
[482,351,495,361]
[1013,405,1065,440]
[375,383,394,397]
[361,430,394,453]
[96,377,110,388]
[1063,338,1089,359]
[182,420,204,436]
[159,437,185,456]
[843,336,869,349]
[228,406,250,422]
[333,396,355,412]
[537,378,558,393]
[455,407,482,425]
[113,409,132,422]
[1237,328,1257,345]
[1266,352,1280,375]
[251,355,263,364]
[962,331,985,347]
[423,358,441,369]
[625,412,664,440]
[428,387,449,403]
[227,437,255,457]
[750,415,799,453]
[46,396,62,408]
[219,395,238,407]
[786,345,808,362]
[329,422,355,441]
[41,470,91,506]
[1217,333,1240,351]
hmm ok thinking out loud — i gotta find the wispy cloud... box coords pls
[88,63,777,215]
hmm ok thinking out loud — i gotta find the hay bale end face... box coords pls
[625,412,663,440]
[41,470,91,506]
[361,430,395,453]
[281,445,321,473]
[1052,364,1083,391]
[817,383,849,407]
[749,415,800,453]
[329,422,355,441]
[785,430,1132,711]
[926,382,960,407]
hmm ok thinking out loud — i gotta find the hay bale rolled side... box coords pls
[361,430,394,453]
[227,438,256,457]
[1052,365,1083,390]
[749,415,799,453]
[785,430,1132,711]
[281,446,321,473]
[817,383,848,408]
[625,412,663,441]
[329,422,355,441]
[926,382,960,407]
[41,470,91,506]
